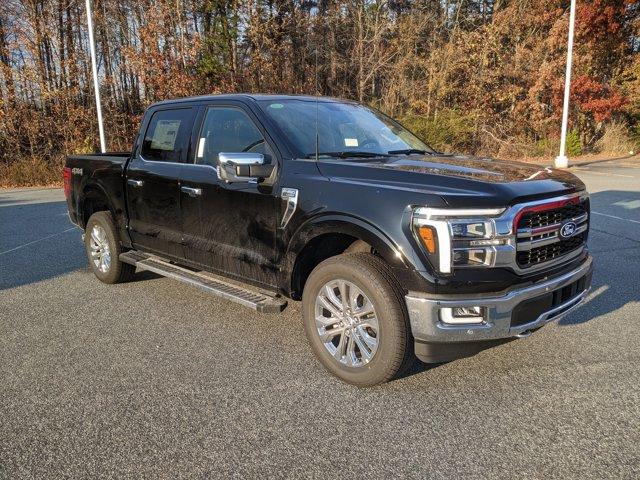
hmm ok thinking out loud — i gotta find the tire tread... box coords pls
[347,252,414,382]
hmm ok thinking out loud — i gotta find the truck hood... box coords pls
[316,154,586,208]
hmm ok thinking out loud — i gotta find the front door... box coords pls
[179,105,280,287]
[126,107,196,259]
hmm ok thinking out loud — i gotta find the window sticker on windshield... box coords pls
[151,120,181,151]
[344,138,359,147]
[380,127,398,143]
[269,103,284,109]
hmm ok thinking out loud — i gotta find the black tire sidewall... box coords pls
[84,211,124,284]
[302,254,409,386]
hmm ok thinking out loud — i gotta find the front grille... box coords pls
[515,199,589,268]
[511,271,592,327]
[519,202,587,229]
[517,233,585,268]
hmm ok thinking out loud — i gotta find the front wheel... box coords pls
[302,253,414,387]
[84,211,135,284]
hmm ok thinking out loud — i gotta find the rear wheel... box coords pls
[84,211,135,284]
[302,253,413,387]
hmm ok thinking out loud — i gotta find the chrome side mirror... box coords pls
[218,152,274,183]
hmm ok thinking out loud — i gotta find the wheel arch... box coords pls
[285,215,408,300]
[79,182,115,228]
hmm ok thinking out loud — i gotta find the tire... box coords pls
[302,253,414,387]
[84,211,135,284]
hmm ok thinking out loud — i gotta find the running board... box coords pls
[119,251,287,313]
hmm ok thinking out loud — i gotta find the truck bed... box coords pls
[64,152,132,236]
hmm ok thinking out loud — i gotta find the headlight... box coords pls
[412,207,507,273]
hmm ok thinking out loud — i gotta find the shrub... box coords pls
[565,130,582,157]
[532,137,560,158]
[400,109,478,153]
[595,121,637,155]
[0,156,63,188]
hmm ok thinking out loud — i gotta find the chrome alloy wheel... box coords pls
[89,225,111,273]
[314,280,379,367]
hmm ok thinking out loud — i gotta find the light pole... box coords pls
[555,0,577,168]
[85,0,106,153]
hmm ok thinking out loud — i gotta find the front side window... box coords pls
[196,107,272,167]
[141,108,195,162]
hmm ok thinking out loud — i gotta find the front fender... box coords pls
[282,213,435,295]
[287,214,405,267]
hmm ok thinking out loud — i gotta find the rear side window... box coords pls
[141,108,195,162]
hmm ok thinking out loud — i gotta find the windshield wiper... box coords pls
[387,148,430,155]
[305,151,390,159]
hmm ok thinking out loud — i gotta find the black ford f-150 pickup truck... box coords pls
[65,94,593,386]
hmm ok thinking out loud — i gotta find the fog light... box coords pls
[440,306,485,324]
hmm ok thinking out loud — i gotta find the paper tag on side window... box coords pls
[344,138,358,147]
[197,138,206,158]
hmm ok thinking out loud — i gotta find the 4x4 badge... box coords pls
[560,221,577,238]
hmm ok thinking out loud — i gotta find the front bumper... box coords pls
[405,255,593,345]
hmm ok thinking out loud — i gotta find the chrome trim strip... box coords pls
[414,207,506,218]
[519,233,560,250]
[517,223,562,238]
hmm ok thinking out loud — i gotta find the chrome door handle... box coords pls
[181,186,202,197]
[127,179,143,187]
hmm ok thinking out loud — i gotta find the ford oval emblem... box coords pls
[560,221,577,238]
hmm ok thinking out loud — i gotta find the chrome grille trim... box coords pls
[516,220,588,251]
[488,192,589,274]
[516,212,589,238]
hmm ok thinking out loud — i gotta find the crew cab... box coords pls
[64,94,593,386]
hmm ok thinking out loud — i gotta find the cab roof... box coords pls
[150,93,356,108]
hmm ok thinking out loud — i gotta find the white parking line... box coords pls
[573,169,635,178]
[0,227,77,256]
[592,211,640,225]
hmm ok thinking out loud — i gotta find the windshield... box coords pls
[258,99,434,159]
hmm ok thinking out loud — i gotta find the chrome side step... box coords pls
[119,251,287,313]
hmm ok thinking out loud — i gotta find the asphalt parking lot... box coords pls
[1,160,639,479]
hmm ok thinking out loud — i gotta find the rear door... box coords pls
[126,107,196,259]
[179,103,281,287]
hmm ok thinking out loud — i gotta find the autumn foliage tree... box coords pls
[0,0,638,186]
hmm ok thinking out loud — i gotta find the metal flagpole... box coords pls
[555,0,577,169]
[85,0,106,153]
